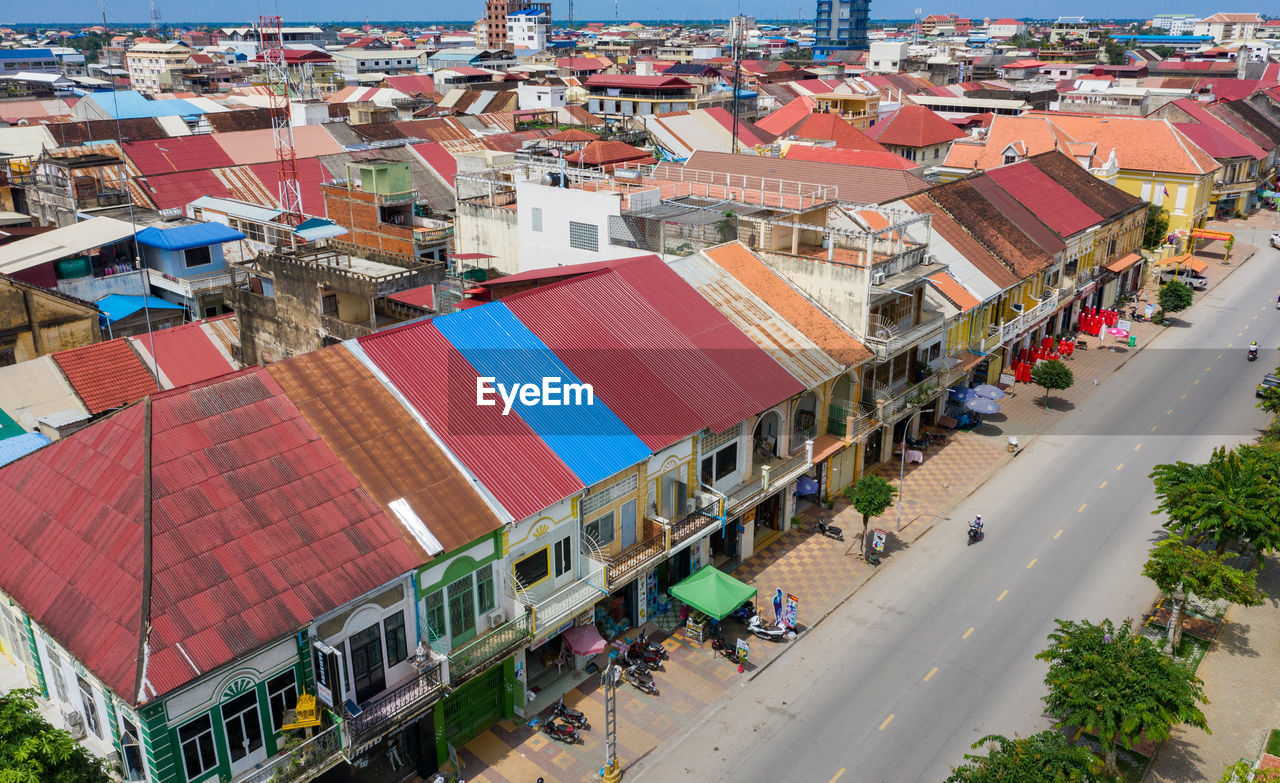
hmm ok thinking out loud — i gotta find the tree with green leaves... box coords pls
[1222,759,1280,782]
[1103,39,1127,65]
[1258,383,1280,416]
[1142,533,1262,649]
[0,689,114,783]
[1158,280,1194,317]
[1036,618,1209,777]
[1030,359,1074,410]
[944,731,1099,782]
[1150,445,1280,555]
[1143,204,1170,249]
[1152,44,1176,58]
[843,474,896,555]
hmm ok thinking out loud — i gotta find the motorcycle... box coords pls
[1249,347,1259,362]
[542,716,581,744]
[637,630,668,660]
[621,663,659,696]
[709,625,739,660]
[815,516,844,541]
[625,638,665,671]
[553,696,588,730]
[748,613,796,642]
[967,524,984,545]
[729,600,755,622]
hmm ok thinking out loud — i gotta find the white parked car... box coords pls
[1270,232,1279,249]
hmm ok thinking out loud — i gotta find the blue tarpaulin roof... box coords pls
[293,218,347,241]
[91,90,206,120]
[434,302,651,487]
[96,294,185,323]
[135,222,246,251]
[0,433,52,467]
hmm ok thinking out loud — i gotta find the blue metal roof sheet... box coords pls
[0,433,52,467]
[93,90,206,120]
[96,294,185,323]
[135,222,246,250]
[433,303,651,487]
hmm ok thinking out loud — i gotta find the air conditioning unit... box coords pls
[486,609,507,629]
[871,272,887,286]
[1010,303,1024,312]
[696,491,719,507]
[62,709,86,740]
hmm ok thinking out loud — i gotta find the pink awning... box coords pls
[563,624,608,656]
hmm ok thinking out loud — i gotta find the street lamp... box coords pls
[894,407,927,532]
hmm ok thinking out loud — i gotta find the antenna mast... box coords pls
[258,15,304,225]
[149,0,162,30]
[731,17,744,154]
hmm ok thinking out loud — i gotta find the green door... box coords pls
[441,665,504,749]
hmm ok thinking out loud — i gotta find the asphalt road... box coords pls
[637,241,1280,783]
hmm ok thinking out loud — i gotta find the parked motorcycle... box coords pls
[637,630,669,660]
[748,613,796,642]
[621,664,659,696]
[729,601,755,622]
[553,697,588,730]
[815,516,844,541]
[625,638,665,671]
[709,625,738,660]
[542,716,581,744]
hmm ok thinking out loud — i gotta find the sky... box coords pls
[3,0,1243,26]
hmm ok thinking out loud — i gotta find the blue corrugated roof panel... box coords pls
[94,90,206,119]
[135,222,246,250]
[0,433,52,467]
[0,49,55,60]
[433,303,651,487]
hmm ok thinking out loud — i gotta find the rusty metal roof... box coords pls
[267,345,503,557]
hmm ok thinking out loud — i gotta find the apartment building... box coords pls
[123,41,194,95]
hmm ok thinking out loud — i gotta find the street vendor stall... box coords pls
[670,566,757,643]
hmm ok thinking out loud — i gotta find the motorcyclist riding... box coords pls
[1250,341,1259,360]
[969,515,983,534]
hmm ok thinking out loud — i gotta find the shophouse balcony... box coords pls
[599,521,668,588]
[827,402,882,441]
[148,269,235,300]
[233,723,344,783]
[340,658,445,755]
[512,558,607,637]
[668,500,723,549]
[723,450,813,516]
[875,375,946,422]
[447,612,533,685]
[864,311,946,362]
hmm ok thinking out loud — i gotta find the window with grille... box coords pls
[585,512,616,547]
[554,536,572,576]
[178,715,217,780]
[582,473,639,516]
[384,611,408,666]
[46,647,68,703]
[267,670,297,731]
[568,220,599,251]
[701,425,739,454]
[514,550,549,587]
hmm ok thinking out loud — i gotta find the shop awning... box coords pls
[563,623,608,656]
[1105,252,1143,274]
[1190,229,1233,241]
[1152,254,1208,274]
[670,566,757,621]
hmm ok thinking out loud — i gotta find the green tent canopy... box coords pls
[669,566,757,621]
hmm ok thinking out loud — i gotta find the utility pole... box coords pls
[602,650,621,783]
[731,17,744,154]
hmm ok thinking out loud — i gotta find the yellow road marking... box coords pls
[1194,378,1200,385]
[1099,480,1107,489]
[1206,366,1213,372]
[1228,343,1233,348]
[924,667,938,682]
[1219,353,1224,358]
[830,769,847,783]
[1054,529,1063,539]
[1255,315,1259,320]
[997,590,1008,602]
[1237,333,1243,337]
[1151,425,1159,432]
[963,627,974,639]
[1027,558,1038,569]
[879,714,895,731]
[1078,503,1087,512]
[1166,409,1173,415]
[1135,443,1143,451]
[1180,394,1187,399]
[1117,463,1124,470]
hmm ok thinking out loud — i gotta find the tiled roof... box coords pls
[700,243,871,367]
[268,346,502,556]
[866,105,965,148]
[927,270,981,313]
[1026,151,1145,220]
[564,139,653,166]
[206,108,274,133]
[901,194,1019,291]
[923,181,1055,278]
[756,96,817,136]
[52,338,158,414]
[783,113,886,151]
[0,368,425,704]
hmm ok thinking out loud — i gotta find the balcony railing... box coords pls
[514,559,606,637]
[768,452,812,490]
[320,314,374,341]
[602,529,668,587]
[864,312,946,361]
[448,612,532,685]
[828,402,880,440]
[668,501,722,548]
[413,226,454,245]
[342,659,445,755]
[233,724,344,783]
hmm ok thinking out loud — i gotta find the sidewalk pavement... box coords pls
[1144,556,1280,783]
[452,230,1262,783]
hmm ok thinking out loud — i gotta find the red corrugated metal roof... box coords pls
[53,338,158,414]
[0,368,423,704]
[586,74,691,90]
[387,285,435,309]
[985,162,1104,238]
[124,135,236,176]
[411,142,458,185]
[358,321,583,521]
[249,158,329,216]
[130,318,236,388]
[139,169,230,210]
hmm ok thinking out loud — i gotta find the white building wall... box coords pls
[516,180,636,271]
